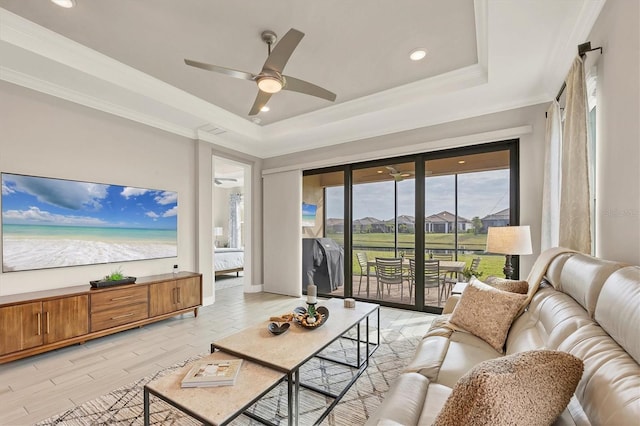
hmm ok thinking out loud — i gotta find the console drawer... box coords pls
[90,286,147,313]
[90,301,148,332]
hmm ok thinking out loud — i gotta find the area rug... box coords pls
[37,320,431,425]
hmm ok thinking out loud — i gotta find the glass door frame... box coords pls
[302,139,520,313]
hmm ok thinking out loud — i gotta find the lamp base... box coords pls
[503,254,514,280]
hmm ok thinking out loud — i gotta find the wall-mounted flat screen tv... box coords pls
[1,173,177,272]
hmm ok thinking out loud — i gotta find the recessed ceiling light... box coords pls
[51,0,76,8]
[377,170,384,174]
[409,48,427,61]
[260,106,270,112]
[458,160,466,164]
[400,173,412,178]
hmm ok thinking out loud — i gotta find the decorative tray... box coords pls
[293,306,329,329]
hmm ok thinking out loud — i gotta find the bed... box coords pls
[214,247,244,276]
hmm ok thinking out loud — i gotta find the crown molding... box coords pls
[474,0,489,74]
[0,7,262,142]
[261,63,487,142]
[1,66,197,139]
[541,0,606,98]
[262,125,533,176]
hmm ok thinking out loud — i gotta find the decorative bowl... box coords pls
[294,306,329,329]
[268,322,290,335]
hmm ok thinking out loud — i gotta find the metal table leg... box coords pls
[143,386,150,426]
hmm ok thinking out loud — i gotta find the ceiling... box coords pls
[214,157,244,189]
[0,1,605,158]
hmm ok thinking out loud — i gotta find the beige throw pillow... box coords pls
[449,278,527,352]
[432,350,584,426]
[484,276,529,294]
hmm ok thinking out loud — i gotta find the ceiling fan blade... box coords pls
[263,28,304,72]
[184,59,256,81]
[248,90,273,116]
[283,76,337,102]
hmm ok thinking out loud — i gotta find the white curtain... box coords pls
[229,193,243,248]
[541,101,562,251]
[558,56,592,253]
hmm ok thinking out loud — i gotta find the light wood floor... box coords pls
[0,280,433,425]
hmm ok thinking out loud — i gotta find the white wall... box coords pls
[0,81,198,296]
[589,0,640,264]
[263,170,302,296]
[196,141,214,303]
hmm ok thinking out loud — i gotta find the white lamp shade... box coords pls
[214,227,224,236]
[486,226,532,255]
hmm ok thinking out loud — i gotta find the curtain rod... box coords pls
[554,41,603,102]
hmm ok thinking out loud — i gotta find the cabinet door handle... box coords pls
[177,288,181,304]
[45,311,50,334]
[111,295,133,301]
[37,312,42,336]
[111,312,135,320]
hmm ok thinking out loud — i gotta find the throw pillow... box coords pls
[432,350,584,426]
[449,278,527,352]
[484,276,529,294]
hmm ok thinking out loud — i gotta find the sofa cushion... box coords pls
[594,266,640,364]
[363,372,429,426]
[485,276,529,294]
[404,335,450,380]
[558,253,624,317]
[558,323,640,424]
[449,278,527,353]
[432,350,584,426]
[506,286,594,354]
[436,330,501,388]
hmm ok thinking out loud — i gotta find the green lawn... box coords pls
[326,232,504,278]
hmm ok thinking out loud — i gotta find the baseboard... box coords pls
[244,284,263,293]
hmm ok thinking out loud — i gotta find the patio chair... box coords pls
[355,252,369,295]
[375,257,406,301]
[469,257,481,273]
[409,259,444,305]
[431,253,453,261]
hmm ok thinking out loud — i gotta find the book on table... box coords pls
[181,359,243,388]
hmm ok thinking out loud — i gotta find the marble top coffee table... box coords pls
[210,298,380,426]
[143,350,285,426]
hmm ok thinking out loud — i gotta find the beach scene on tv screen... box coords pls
[1,173,177,272]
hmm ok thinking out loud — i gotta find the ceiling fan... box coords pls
[214,177,238,186]
[184,28,337,116]
[386,166,415,181]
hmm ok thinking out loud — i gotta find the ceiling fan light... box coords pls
[51,0,76,8]
[257,76,283,94]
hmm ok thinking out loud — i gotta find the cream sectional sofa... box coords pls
[367,249,640,425]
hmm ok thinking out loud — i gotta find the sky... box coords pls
[326,169,509,221]
[1,173,177,229]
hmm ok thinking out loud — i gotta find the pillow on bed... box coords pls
[449,277,527,353]
[432,350,584,426]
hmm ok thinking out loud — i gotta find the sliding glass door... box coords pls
[302,140,518,312]
[351,161,415,306]
[424,149,513,309]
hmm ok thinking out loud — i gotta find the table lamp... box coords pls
[486,226,532,279]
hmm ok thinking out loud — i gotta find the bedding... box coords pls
[214,247,244,276]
